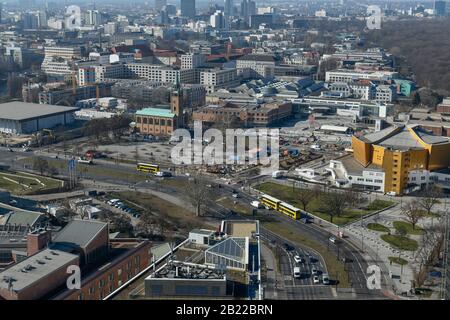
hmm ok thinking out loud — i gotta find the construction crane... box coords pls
[71,73,78,95]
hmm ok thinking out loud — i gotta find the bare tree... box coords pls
[297,188,315,211]
[402,200,423,230]
[33,157,49,175]
[418,185,442,217]
[414,220,446,287]
[323,190,349,223]
[186,173,209,217]
[136,210,154,235]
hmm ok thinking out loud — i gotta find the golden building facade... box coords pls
[352,125,450,194]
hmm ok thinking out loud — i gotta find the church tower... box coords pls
[171,73,184,128]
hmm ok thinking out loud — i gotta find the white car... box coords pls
[313,276,320,284]
[293,267,301,279]
[232,193,239,198]
[311,268,319,276]
[294,255,303,264]
[329,236,337,244]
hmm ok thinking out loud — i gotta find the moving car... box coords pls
[329,236,337,244]
[322,273,330,285]
[313,276,320,284]
[311,268,319,276]
[294,255,303,264]
[293,267,301,279]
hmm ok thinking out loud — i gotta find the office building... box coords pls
[224,0,234,16]
[181,0,196,18]
[155,0,167,11]
[210,10,226,29]
[434,0,447,16]
[236,54,276,79]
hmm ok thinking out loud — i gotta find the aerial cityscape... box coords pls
[0,0,450,305]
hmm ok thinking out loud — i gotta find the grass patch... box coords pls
[112,191,210,231]
[18,158,147,183]
[388,256,408,266]
[367,223,390,233]
[393,221,424,235]
[263,221,350,288]
[0,171,63,195]
[366,199,395,211]
[256,182,394,226]
[380,234,418,251]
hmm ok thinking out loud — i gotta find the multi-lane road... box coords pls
[0,145,388,299]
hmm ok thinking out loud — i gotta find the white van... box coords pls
[293,267,301,278]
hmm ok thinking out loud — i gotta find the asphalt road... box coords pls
[0,146,385,299]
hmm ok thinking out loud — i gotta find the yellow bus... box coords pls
[136,163,160,174]
[260,194,281,210]
[278,202,301,220]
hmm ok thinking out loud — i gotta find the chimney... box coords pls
[27,229,51,256]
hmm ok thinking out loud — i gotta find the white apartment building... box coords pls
[43,46,82,60]
[78,67,96,86]
[325,69,398,83]
[199,68,239,93]
[375,85,397,103]
[181,53,206,69]
[236,54,276,79]
[92,63,196,85]
[41,58,75,77]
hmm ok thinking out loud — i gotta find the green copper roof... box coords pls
[135,107,176,118]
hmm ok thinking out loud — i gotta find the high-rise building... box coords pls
[22,12,39,29]
[224,0,234,17]
[155,0,167,12]
[241,0,256,20]
[165,4,177,15]
[434,0,447,16]
[181,0,196,18]
[86,10,102,26]
[210,10,226,29]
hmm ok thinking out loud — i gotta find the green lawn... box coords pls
[18,158,147,183]
[380,234,418,251]
[0,171,63,195]
[367,223,390,233]
[256,182,395,226]
[388,256,409,266]
[393,221,424,235]
[263,221,350,288]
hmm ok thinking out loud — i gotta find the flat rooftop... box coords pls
[147,261,226,281]
[340,154,383,175]
[0,102,80,121]
[0,248,79,292]
[221,220,259,238]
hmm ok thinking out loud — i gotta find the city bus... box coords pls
[136,163,160,174]
[260,194,281,210]
[278,202,302,220]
